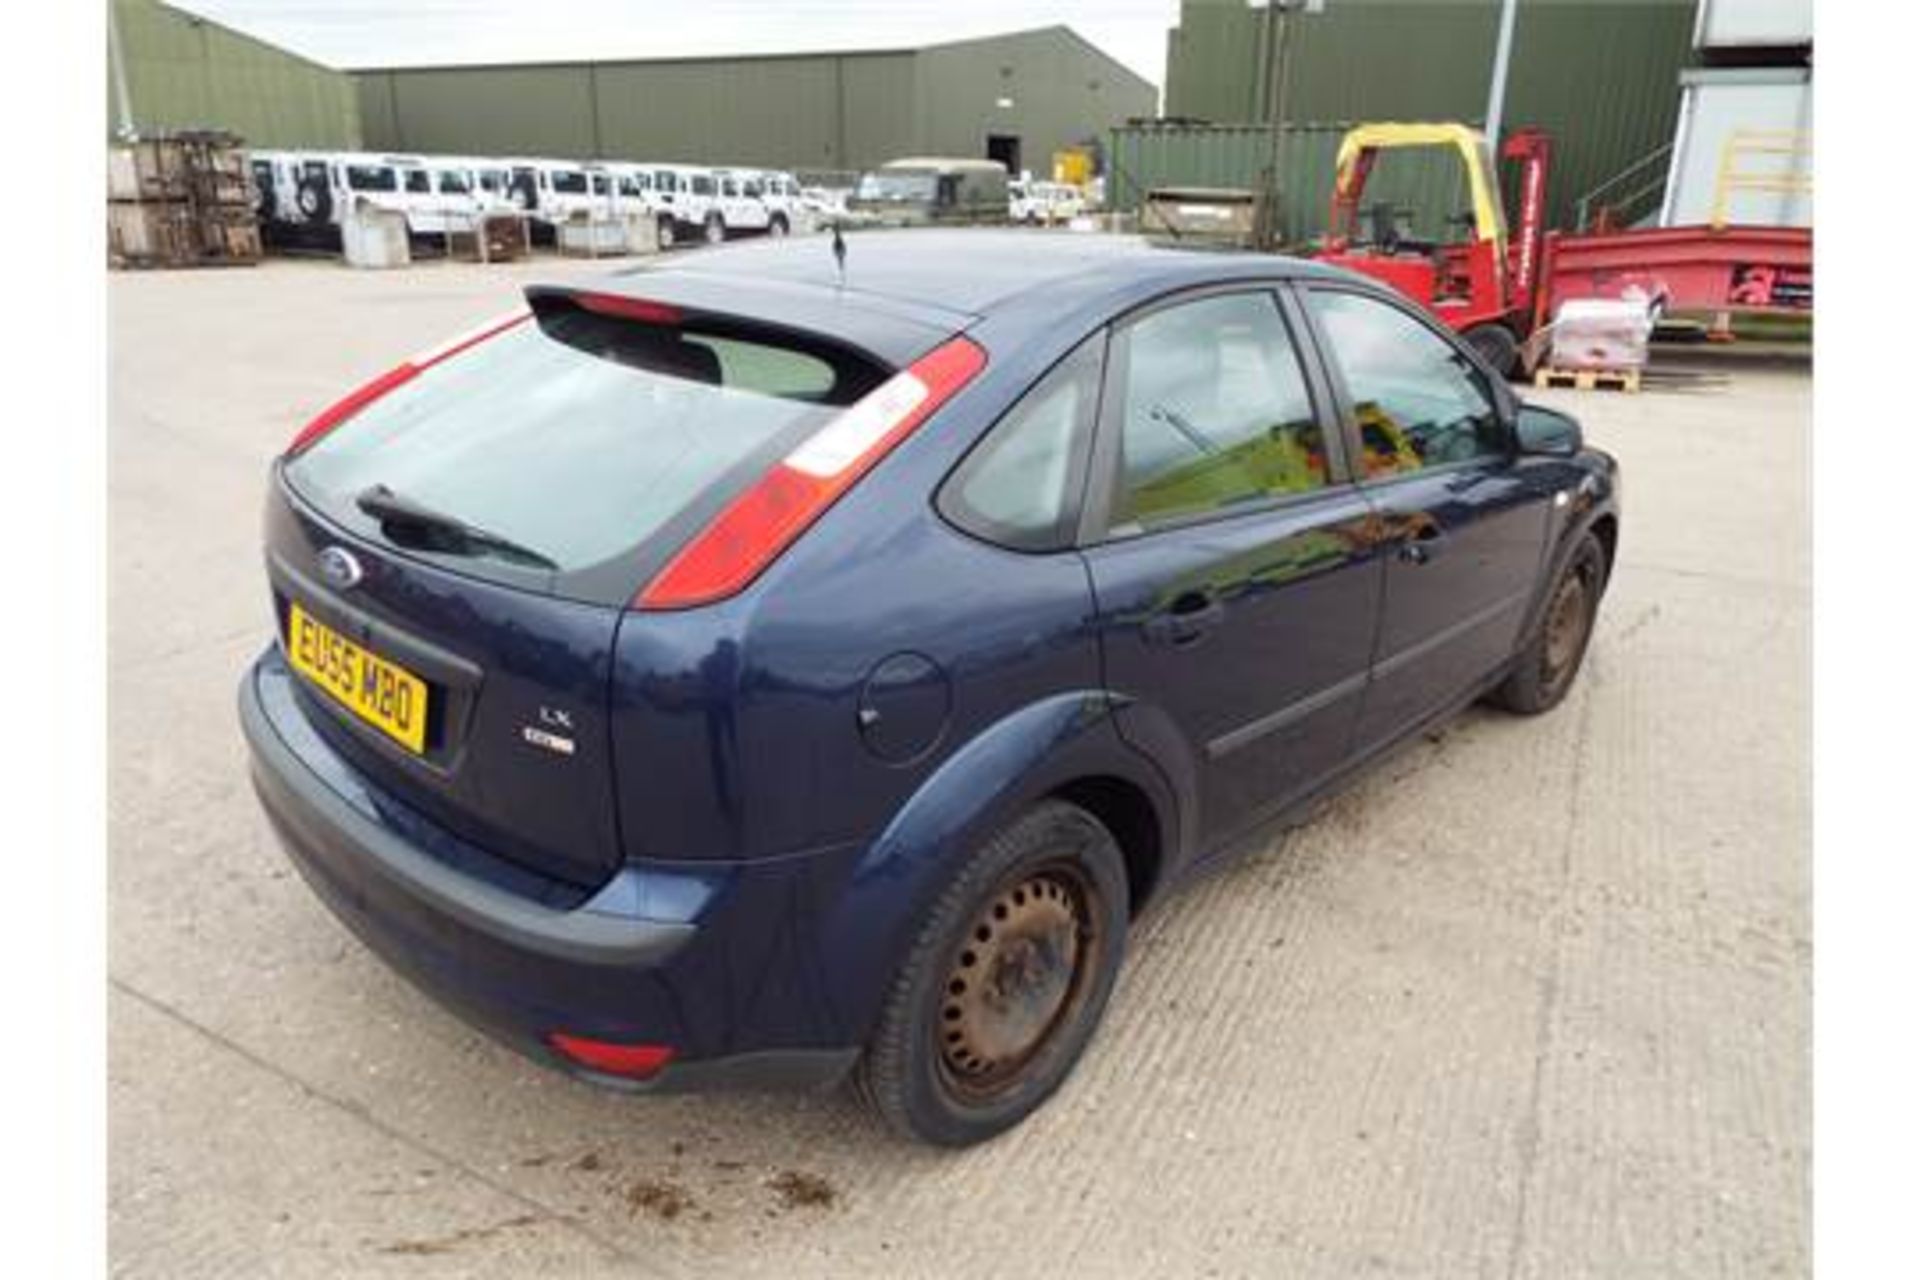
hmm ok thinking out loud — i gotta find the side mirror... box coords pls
[1515,403,1583,457]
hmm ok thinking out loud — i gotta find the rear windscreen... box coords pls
[286,307,889,586]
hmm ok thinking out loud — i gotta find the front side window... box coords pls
[403,169,430,194]
[590,173,610,195]
[435,170,470,194]
[692,174,715,195]
[938,337,1102,552]
[1308,291,1508,478]
[1111,292,1327,533]
[550,170,588,195]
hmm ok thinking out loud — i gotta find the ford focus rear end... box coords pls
[241,282,986,1092]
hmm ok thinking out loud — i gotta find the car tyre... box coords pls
[857,799,1129,1147]
[703,214,726,245]
[1490,531,1605,715]
[767,214,789,237]
[655,215,676,250]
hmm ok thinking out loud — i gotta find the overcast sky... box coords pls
[169,1,1183,88]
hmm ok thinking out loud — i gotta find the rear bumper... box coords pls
[239,648,860,1093]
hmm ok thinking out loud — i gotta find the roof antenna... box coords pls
[830,221,847,291]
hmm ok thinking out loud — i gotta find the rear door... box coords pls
[1081,287,1383,852]
[1298,285,1553,752]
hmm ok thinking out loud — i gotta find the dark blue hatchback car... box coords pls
[241,230,1618,1146]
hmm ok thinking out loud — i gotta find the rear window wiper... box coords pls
[355,484,559,571]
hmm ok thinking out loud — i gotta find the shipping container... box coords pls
[1107,121,1471,246]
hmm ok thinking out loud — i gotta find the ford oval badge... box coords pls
[317,545,364,590]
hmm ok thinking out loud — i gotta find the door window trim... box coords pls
[1290,280,1519,490]
[1079,282,1359,546]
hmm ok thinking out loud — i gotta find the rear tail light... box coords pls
[285,309,530,456]
[546,1032,677,1080]
[637,334,988,610]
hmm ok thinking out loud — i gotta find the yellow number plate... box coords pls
[287,603,429,754]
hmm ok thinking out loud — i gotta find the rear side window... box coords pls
[1110,291,1326,533]
[403,169,430,194]
[692,174,715,195]
[938,336,1102,552]
[286,306,888,586]
[435,170,470,194]
[551,170,588,195]
[346,165,396,192]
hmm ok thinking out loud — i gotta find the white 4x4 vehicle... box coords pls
[648,165,722,247]
[496,159,612,226]
[713,169,774,239]
[748,169,804,235]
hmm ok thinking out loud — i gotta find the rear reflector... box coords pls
[547,1033,677,1080]
[637,334,988,610]
[285,309,530,456]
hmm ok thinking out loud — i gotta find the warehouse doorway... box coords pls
[986,134,1021,178]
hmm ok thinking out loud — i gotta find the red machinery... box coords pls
[1309,121,1811,372]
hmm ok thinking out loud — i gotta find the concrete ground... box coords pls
[108,257,1809,1278]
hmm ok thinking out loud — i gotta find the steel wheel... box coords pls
[1543,572,1590,677]
[1489,530,1607,716]
[934,862,1104,1103]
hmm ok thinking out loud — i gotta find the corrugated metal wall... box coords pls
[109,0,362,147]
[356,52,919,168]
[1161,0,1698,232]
[1106,122,1469,245]
[355,28,1154,173]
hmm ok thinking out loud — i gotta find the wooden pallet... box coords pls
[1532,365,1642,393]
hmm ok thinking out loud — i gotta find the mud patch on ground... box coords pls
[768,1169,837,1211]
[626,1178,695,1221]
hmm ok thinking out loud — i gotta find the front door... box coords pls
[1300,286,1553,752]
[1081,288,1382,853]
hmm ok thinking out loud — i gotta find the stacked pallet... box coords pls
[107,131,263,269]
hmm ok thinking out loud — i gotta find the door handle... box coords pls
[1143,591,1226,647]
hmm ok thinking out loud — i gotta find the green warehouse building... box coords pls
[109,2,1156,179]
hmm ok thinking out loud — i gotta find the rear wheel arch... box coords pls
[1051,775,1164,916]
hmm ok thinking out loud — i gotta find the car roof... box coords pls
[605,229,1341,318]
